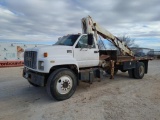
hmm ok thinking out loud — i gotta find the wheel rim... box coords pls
[56,75,73,94]
[139,66,144,76]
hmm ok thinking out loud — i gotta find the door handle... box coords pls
[94,51,99,53]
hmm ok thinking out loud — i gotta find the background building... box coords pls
[0,42,45,67]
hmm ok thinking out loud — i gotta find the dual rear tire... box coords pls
[128,62,145,79]
[105,69,118,75]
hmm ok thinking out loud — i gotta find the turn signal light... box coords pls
[44,52,48,57]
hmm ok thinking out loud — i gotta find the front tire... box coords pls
[47,68,77,101]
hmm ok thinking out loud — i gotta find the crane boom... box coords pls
[81,16,134,56]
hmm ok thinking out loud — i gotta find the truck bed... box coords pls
[99,50,153,63]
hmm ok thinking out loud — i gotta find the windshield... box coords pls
[55,35,80,46]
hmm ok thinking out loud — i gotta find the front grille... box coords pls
[24,51,37,69]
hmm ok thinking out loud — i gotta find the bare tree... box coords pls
[117,35,139,48]
[98,35,139,50]
[107,35,139,49]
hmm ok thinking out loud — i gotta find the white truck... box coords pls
[23,16,152,100]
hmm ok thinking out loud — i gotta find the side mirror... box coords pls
[88,34,93,45]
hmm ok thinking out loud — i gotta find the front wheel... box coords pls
[47,68,77,101]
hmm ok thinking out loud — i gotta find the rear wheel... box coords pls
[128,62,145,79]
[134,62,145,79]
[47,68,77,101]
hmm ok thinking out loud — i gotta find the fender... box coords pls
[36,56,79,73]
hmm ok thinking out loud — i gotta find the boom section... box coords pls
[81,16,134,56]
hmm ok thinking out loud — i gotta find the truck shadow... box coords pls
[75,72,135,92]
[22,86,56,102]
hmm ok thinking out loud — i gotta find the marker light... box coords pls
[44,52,48,57]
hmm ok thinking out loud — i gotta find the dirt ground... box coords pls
[0,60,160,120]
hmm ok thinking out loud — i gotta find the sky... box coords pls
[0,0,160,50]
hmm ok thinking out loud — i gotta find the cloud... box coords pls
[0,0,159,49]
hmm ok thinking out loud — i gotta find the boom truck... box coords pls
[23,16,152,100]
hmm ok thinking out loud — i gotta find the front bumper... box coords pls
[23,68,45,86]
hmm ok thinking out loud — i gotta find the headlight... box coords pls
[38,61,44,70]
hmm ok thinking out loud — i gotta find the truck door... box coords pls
[74,35,99,68]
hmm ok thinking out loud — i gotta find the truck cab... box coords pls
[57,34,99,68]
[24,34,99,74]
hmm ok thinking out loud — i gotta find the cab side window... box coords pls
[76,35,96,48]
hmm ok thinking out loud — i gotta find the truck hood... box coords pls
[25,45,73,58]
